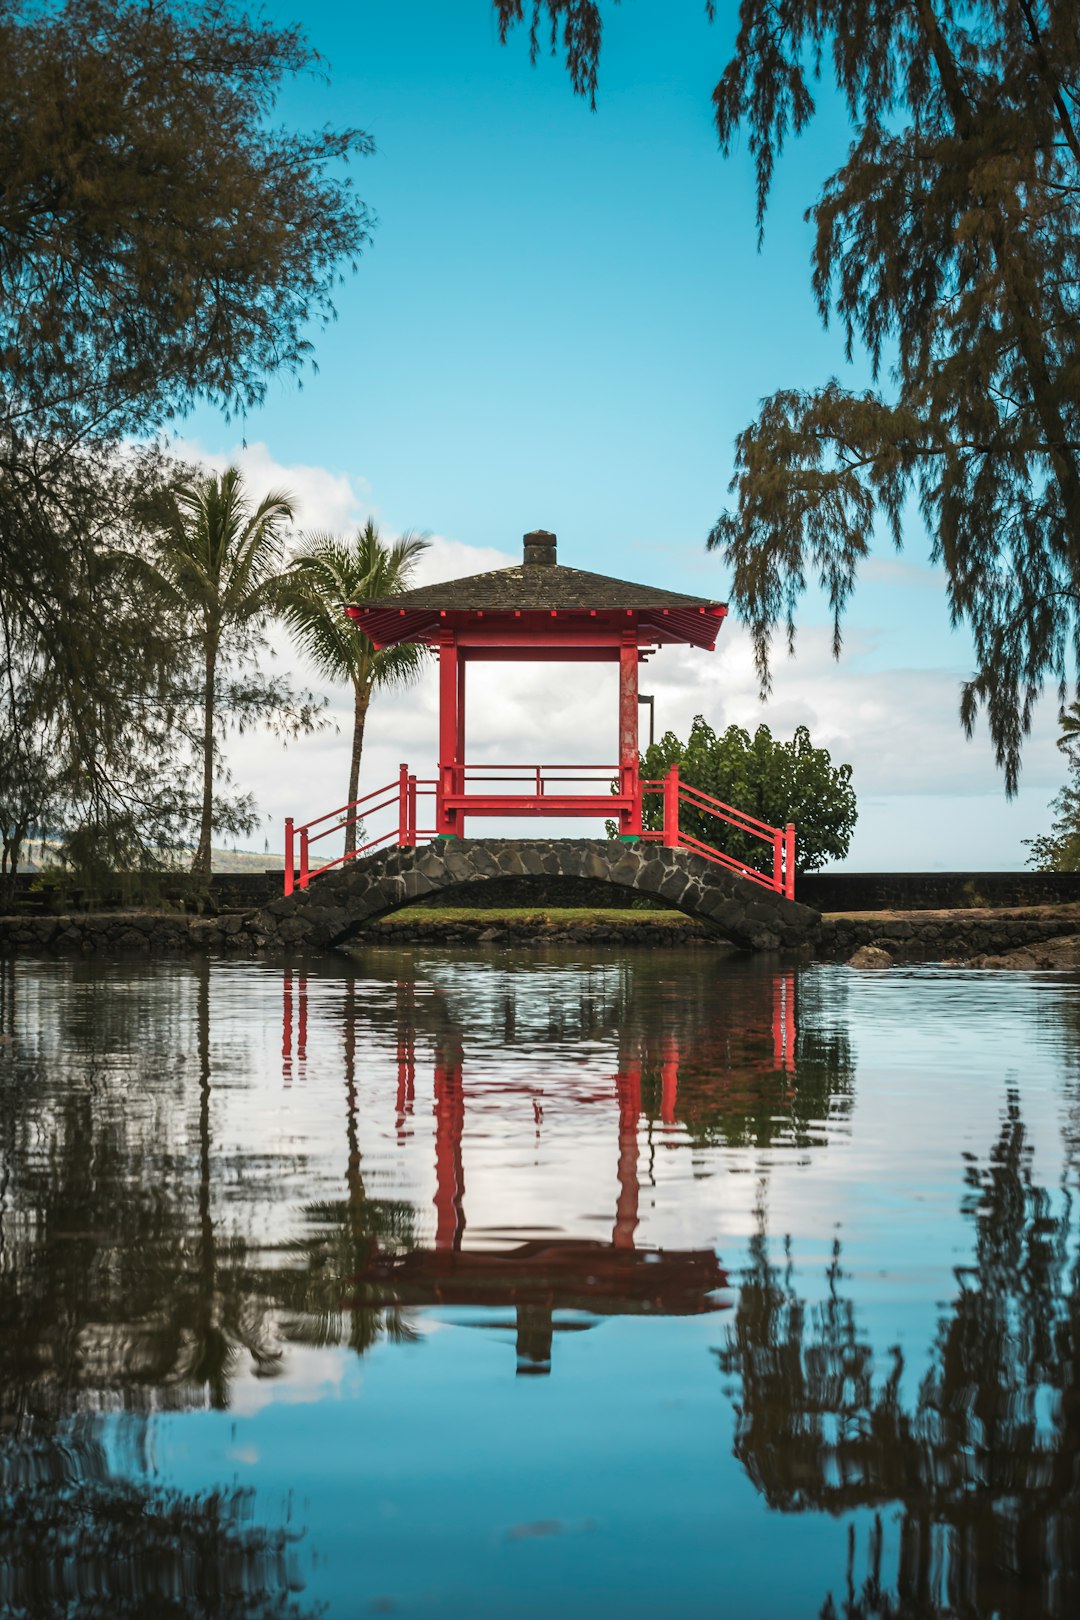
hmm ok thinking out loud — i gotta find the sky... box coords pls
[177,0,1065,869]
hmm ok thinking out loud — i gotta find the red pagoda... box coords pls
[347,528,726,838]
[284,529,795,901]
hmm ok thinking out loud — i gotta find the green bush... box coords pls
[633,716,857,875]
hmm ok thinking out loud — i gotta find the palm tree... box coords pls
[135,467,295,881]
[280,520,430,855]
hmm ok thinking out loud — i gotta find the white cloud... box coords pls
[169,435,370,535]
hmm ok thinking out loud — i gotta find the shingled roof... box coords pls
[348,530,728,651]
[358,561,722,614]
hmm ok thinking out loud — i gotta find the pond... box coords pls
[1,947,1079,1618]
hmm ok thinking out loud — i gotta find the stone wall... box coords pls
[797,870,1080,911]
[817,910,1080,962]
[4,900,1077,962]
[8,865,1080,915]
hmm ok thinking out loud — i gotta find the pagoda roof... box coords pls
[347,530,728,651]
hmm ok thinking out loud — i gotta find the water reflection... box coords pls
[718,1092,1080,1618]
[2,953,840,1414]
[2,1422,317,1620]
[4,951,1077,1615]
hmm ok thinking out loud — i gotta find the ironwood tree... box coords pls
[0,1,374,872]
[494,1,1080,792]
[1026,699,1080,869]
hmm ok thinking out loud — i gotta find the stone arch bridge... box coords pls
[251,838,819,954]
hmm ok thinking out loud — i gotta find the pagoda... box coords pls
[346,529,727,839]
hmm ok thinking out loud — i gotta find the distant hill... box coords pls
[14,843,284,875]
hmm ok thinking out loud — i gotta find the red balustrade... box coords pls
[284,760,796,900]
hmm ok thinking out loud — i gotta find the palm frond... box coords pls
[279,519,430,699]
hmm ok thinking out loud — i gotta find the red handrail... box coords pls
[285,759,797,902]
[641,763,796,900]
[285,769,438,893]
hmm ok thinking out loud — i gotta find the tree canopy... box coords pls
[495,1,1080,793]
[0,0,373,445]
[0,1,374,876]
[637,716,857,873]
[279,522,431,855]
[1025,700,1080,869]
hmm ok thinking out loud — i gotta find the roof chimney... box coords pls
[523,529,557,566]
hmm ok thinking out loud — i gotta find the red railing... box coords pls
[284,765,437,895]
[641,763,795,899]
[284,759,796,900]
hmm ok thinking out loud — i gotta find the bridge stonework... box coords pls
[253,839,819,953]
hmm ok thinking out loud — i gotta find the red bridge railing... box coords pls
[640,764,795,899]
[284,765,437,896]
[284,761,795,900]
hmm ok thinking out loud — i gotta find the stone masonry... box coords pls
[249,838,819,953]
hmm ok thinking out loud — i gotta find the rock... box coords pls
[848,944,893,969]
[968,934,1080,970]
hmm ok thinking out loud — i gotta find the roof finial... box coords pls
[523,530,556,566]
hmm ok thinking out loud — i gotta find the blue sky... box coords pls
[180,0,1064,868]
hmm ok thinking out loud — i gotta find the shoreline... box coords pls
[2,901,1080,963]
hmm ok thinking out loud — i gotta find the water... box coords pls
[1,947,1079,1618]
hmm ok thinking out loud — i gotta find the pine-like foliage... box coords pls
[0,1,373,875]
[1026,700,1080,868]
[279,523,430,855]
[496,1,1080,793]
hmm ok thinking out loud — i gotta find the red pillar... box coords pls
[437,633,459,835]
[456,655,467,837]
[612,1059,641,1250]
[619,632,641,835]
[661,1038,679,1124]
[433,1042,466,1251]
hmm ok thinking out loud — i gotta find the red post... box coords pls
[663,762,680,848]
[784,824,796,900]
[284,817,294,896]
[433,1042,466,1252]
[299,827,309,891]
[660,1038,679,1124]
[619,633,641,835]
[456,656,466,765]
[612,1058,641,1250]
[772,829,782,894]
[407,773,418,846]
[437,634,459,835]
[398,762,409,846]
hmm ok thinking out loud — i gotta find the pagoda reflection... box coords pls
[279,962,829,1375]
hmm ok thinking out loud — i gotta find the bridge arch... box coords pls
[254,839,819,953]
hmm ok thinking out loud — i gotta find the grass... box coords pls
[375,905,696,926]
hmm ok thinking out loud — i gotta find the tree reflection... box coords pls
[1,1422,317,1620]
[627,969,855,1151]
[716,1093,1080,1618]
[281,976,420,1356]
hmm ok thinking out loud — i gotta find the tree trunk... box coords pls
[192,637,217,883]
[344,687,369,858]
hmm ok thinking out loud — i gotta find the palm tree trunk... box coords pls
[193,638,217,882]
[345,687,369,857]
